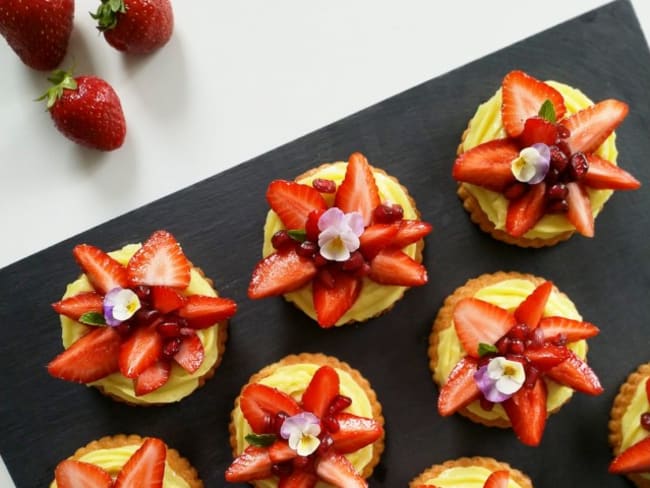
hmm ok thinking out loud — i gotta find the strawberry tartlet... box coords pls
[453,70,640,247]
[409,456,533,488]
[248,152,432,327]
[609,363,650,487]
[429,272,603,446]
[226,353,384,487]
[47,230,237,405]
[50,434,203,488]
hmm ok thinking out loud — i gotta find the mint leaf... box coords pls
[538,100,556,123]
[478,343,498,357]
[245,433,276,447]
[78,312,106,326]
[288,229,307,242]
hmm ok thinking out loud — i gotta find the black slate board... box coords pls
[2,1,650,486]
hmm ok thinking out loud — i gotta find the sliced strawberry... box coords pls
[368,249,427,286]
[483,470,510,488]
[315,451,366,488]
[73,244,128,295]
[505,182,546,238]
[225,446,273,482]
[453,298,516,357]
[452,139,520,191]
[524,344,571,371]
[330,412,383,454]
[266,180,328,230]
[359,223,399,260]
[279,470,318,488]
[268,440,298,464]
[52,292,104,320]
[313,269,362,327]
[55,460,113,488]
[334,152,381,226]
[134,360,171,396]
[118,325,163,379]
[391,220,433,249]
[609,437,650,474]
[48,327,121,383]
[438,356,481,416]
[239,383,301,433]
[173,335,205,374]
[501,70,565,138]
[178,295,237,328]
[502,378,547,446]
[301,365,340,417]
[546,351,603,395]
[519,116,558,147]
[114,437,166,488]
[305,208,326,242]
[564,99,629,154]
[150,286,186,313]
[583,154,641,190]
[514,281,553,328]
[127,230,191,289]
[566,182,594,237]
[248,249,318,299]
[537,316,600,342]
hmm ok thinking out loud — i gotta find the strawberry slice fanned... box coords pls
[118,324,163,379]
[452,139,520,192]
[150,286,186,313]
[48,327,121,383]
[514,281,553,328]
[438,356,481,416]
[134,360,171,396]
[335,152,380,226]
[174,334,205,374]
[330,413,383,454]
[583,154,641,190]
[453,298,516,357]
[239,383,302,433]
[73,244,129,295]
[55,460,113,488]
[505,182,546,238]
[267,180,328,230]
[564,99,629,154]
[225,446,273,482]
[301,365,340,418]
[248,249,317,299]
[359,223,400,260]
[537,316,600,342]
[368,249,427,286]
[566,182,594,237]
[609,437,650,474]
[524,344,571,371]
[502,378,547,447]
[52,292,104,320]
[483,470,510,488]
[313,269,362,327]
[268,440,298,464]
[114,437,166,488]
[391,220,433,249]
[315,451,367,488]
[178,295,237,329]
[546,351,603,395]
[501,70,566,138]
[127,230,191,289]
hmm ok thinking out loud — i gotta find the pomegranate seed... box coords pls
[317,268,336,289]
[556,124,571,139]
[478,355,491,368]
[271,462,293,478]
[569,152,589,181]
[328,395,352,414]
[546,183,568,200]
[322,415,340,433]
[556,140,572,158]
[530,327,545,349]
[157,321,181,338]
[547,199,569,213]
[162,337,182,358]
[525,366,540,389]
[262,413,274,434]
[342,252,365,272]
[509,339,525,354]
[503,182,527,201]
[317,435,334,455]
[373,203,403,223]
[545,167,561,185]
[179,327,196,337]
[640,413,650,431]
[312,178,337,193]
[549,146,569,173]
[509,323,530,341]
[134,308,160,326]
[114,323,131,337]
[314,254,328,267]
[271,230,294,250]
[553,333,568,347]
[479,396,494,411]
[133,285,151,302]
[496,336,511,355]
[293,456,310,469]
[273,411,289,435]
[296,241,318,258]
[305,210,322,242]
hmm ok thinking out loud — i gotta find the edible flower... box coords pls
[317,207,364,261]
[103,287,141,326]
[511,143,550,184]
[280,412,321,456]
[474,356,525,403]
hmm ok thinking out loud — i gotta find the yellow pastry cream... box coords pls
[433,279,587,421]
[49,444,190,488]
[262,162,419,325]
[422,466,523,488]
[59,244,221,405]
[620,379,650,480]
[460,81,618,240]
[232,363,375,488]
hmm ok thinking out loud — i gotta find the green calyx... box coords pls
[538,99,556,123]
[36,69,78,110]
[90,0,127,31]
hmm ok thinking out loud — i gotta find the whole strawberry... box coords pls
[39,70,126,151]
[0,0,74,70]
[92,0,173,54]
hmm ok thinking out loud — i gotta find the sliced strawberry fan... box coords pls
[453,70,640,239]
[226,365,383,486]
[48,230,237,396]
[437,280,603,446]
[248,152,433,327]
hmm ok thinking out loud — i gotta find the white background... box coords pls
[1,1,648,485]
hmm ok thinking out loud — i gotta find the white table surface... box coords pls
[1,1,648,485]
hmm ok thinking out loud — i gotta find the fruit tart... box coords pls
[609,362,650,487]
[50,434,203,488]
[226,353,384,487]
[429,272,603,446]
[453,70,640,247]
[47,230,236,405]
[248,152,432,327]
[409,456,533,488]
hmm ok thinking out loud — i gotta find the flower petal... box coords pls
[318,207,344,231]
[343,211,365,236]
[296,434,320,456]
[320,237,351,262]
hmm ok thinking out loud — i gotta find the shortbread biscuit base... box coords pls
[409,456,533,487]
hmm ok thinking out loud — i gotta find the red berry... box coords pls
[569,152,589,180]
[162,337,181,358]
[327,395,352,414]
[480,396,494,411]
[525,366,540,389]
[271,462,292,478]
[503,182,528,201]
[114,323,131,337]
[133,285,151,303]
[373,203,404,223]
[640,412,650,431]
[322,415,340,433]
[547,183,568,201]
[314,254,328,267]
[530,327,545,349]
[317,268,335,289]
[271,230,294,250]
[157,320,181,338]
[556,140,572,158]
[549,145,569,172]
[496,336,511,355]
[273,411,289,435]
[134,308,161,326]
[556,124,571,139]
[509,339,525,354]
[312,178,337,193]
[296,241,318,258]
[317,434,334,455]
[553,333,568,346]
[509,323,530,341]
[547,199,569,213]
[341,252,365,272]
